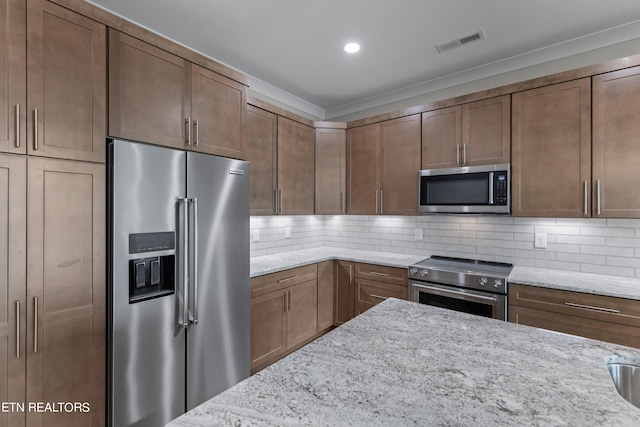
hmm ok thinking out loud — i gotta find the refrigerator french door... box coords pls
[107,139,250,427]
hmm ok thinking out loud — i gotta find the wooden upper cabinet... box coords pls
[0,154,26,427]
[109,29,190,150]
[511,79,591,217]
[315,127,346,214]
[191,64,246,159]
[347,123,380,215]
[27,0,106,162]
[593,67,640,218]
[246,105,277,215]
[421,105,461,169]
[380,114,421,215]
[26,157,105,426]
[462,95,510,165]
[277,117,314,215]
[0,0,26,155]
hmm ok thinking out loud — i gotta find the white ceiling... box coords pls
[87,0,640,119]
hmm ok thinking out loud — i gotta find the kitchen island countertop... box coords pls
[167,298,640,426]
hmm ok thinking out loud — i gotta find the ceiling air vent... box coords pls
[436,30,485,53]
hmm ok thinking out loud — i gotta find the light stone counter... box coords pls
[168,299,640,426]
[250,246,427,278]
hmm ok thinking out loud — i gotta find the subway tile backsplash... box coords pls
[250,215,640,278]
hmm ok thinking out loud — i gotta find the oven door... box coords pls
[409,281,506,320]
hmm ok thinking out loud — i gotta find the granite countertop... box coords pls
[168,298,640,426]
[250,247,640,300]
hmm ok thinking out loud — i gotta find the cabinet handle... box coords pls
[15,105,20,148]
[185,117,192,146]
[15,301,20,359]
[596,180,601,216]
[274,189,278,214]
[369,271,388,277]
[284,292,287,312]
[564,302,620,314]
[375,191,379,214]
[456,144,460,165]
[341,191,345,214]
[194,119,199,147]
[349,265,353,284]
[463,144,467,165]
[370,294,388,301]
[279,189,283,214]
[380,190,384,214]
[277,275,298,283]
[33,297,38,353]
[288,290,292,311]
[33,109,38,151]
[583,180,588,216]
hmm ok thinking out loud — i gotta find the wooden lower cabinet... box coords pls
[250,264,318,373]
[317,260,334,332]
[334,261,354,326]
[509,283,640,348]
[354,263,408,315]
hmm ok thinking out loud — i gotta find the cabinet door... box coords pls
[462,95,510,165]
[27,0,106,162]
[26,158,105,427]
[0,155,26,427]
[246,105,277,215]
[250,290,287,373]
[380,114,421,215]
[191,64,246,159]
[593,67,640,218]
[0,0,26,155]
[421,105,461,169]
[317,260,334,332]
[334,261,354,326]
[347,123,379,215]
[109,29,190,150]
[277,117,314,214]
[512,79,591,217]
[315,128,346,214]
[286,280,318,349]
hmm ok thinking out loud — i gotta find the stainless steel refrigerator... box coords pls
[107,138,250,427]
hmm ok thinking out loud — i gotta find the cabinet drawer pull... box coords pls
[369,271,388,277]
[564,302,620,314]
[277,275,298,283]
[370,294,388,301]
[15,301,20,359]
[33,297,38,353]
[15,105,20,148]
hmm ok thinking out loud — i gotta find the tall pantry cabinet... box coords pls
[1,0,106,425]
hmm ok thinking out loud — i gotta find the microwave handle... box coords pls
[488,172,494,205]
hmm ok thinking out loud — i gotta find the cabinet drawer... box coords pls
[251,264,317,297]
[354,263,407,286]
[356,278,407,315]
[509,305,640,349]
[509,283,640,328]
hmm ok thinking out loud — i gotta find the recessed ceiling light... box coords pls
[343,42,360,54]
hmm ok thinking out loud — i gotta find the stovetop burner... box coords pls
[413,255,514,276]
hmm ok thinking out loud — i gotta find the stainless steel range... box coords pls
[408,256,513,320]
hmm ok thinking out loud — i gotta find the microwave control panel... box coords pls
[493,172,508,205]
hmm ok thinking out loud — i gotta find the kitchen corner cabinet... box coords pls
[347,114,420,215]
[509,284,640,349]
[246,105,277,215]
[334,261,355,326]
[0,0,106,162]
[592,66,640,218]
[250,264,318,373]
[1,156,105,427]
[109,30,247,159]
[0,155,26,427]
[315,127,346,214]
[511,78,591,217]
[354,263,408,316]
[317,260,334,332]
[421,96,510,169]
[277,117,315,214]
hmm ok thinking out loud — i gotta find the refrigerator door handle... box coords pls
[178,198,189,329]
[190,198,199,325]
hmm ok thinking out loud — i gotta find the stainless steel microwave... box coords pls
[418,163,510,214]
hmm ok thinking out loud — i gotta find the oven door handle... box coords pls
[412,283,498,303]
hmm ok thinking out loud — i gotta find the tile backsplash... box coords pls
[250,215,640,278]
